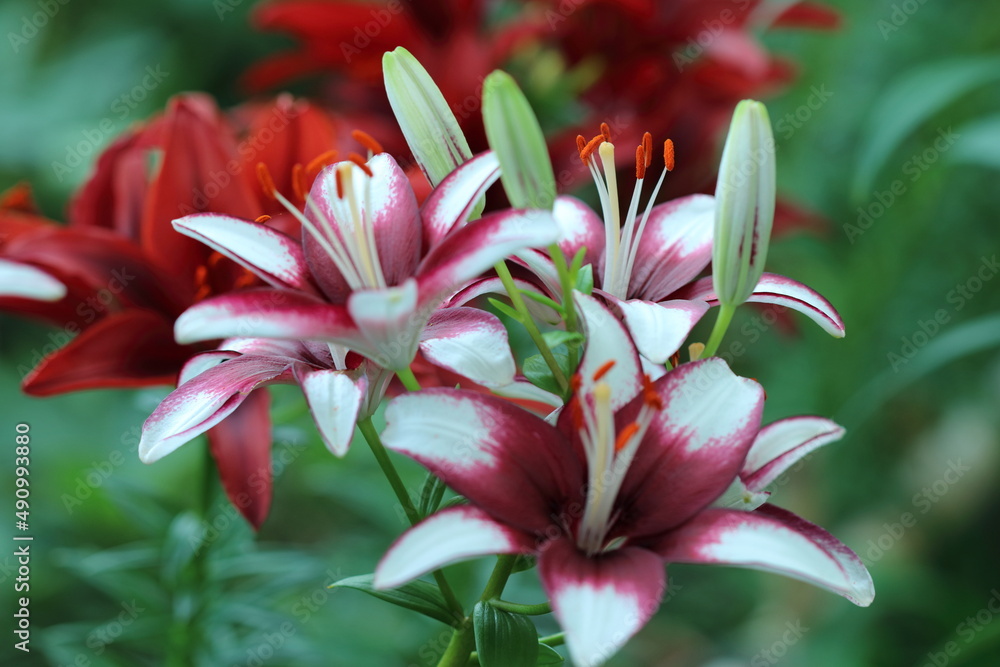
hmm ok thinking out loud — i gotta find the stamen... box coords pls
[348,153,374,177]
[254,215,271,224]
[292,163,307,202]
[351,129,384,155]
[592,360,616,382]
[579,134,605,164]
[600,122,612,141]
[668,351,681,368]
[664,139,675,172]
[207,251,225,268]
[256,162,277,199]
[576,135,587,154]
[614,423,641,453]
[635,145,646,180]
[642,132,653,168]
[306,150,339,177]
[688,342,705,361]
[641,374,663,410]
[570,374,583,393]
[234,270,257,289]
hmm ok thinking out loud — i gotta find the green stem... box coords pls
[357,417,464,619]
[494,261,569,393]
[436,555,519,667]
[539,632,566,647]
[487,598,551,615]
[548,243,577,333]
[396,365,423,392]
[701,302,737,359]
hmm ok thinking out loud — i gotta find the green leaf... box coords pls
[521,289,565,314]
[383,47,473,188]
[482,70,557,210]
[473,601,539,667]
[574,263,594,295]
[536,644,565,665]
[488,297,525,324]
[417,472,448,518]
[852,56,1000,200]
[330,574,457,626]
[541,331,584,349]
[949,114,1000,170]
[511,554,537,573]
[522,351,570,396]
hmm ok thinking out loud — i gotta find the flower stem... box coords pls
[357,417,464,619]
[487,598,551,615]
[548,243,578,333]
[494,260,569,393]
[539,632,566,647]
[701,302,737,359]
[396,365,423,392]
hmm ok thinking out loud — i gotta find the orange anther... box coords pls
[600,122,612,141]
[635,145,646,180]
[256,162,277,199]
[668,351,681,368]
[642,132,653,168]
[576,135,587,153]
[579,134,605,164]
[614,422,641,452]
[592,360,616,382]
[306,150,339,177]
[254,215,272,224]
[348,152,374,177]
[351,129,384,155]
[335,168,345,199]
[641,374,663,410]
[663,139,675,172]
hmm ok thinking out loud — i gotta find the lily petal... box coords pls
[610,296,709,365]
[553,195,606,270]
[539,538,666,667]
[743,417,845,491]
[172,213,316,292]
[207,390,273,529]
[420,307,515,388]
[296,368,366,456]
[0,259,66,300]
[139,355,292,463]
[347,278,421,370]
[420,151,500,246]
[618,359,764,536]
[628,194,715,302]
[382,389,581,534]
[574,292,643,410]
[677,273,846,337]
[175,289,357,345]
[653,506,874,607]
[374,506,533,590]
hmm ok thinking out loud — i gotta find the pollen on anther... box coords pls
[348,153,374,177]
[255,163,277,199]
[592,360,616,382]
[254,215,272,224]
[642,132,653,168]
[663,139,675,172]
[600,122,612,141]
[306,150,338,177]
[335,169,345,199]
[351,129,384,155]
[641,374,663,410]
[576,135,587,153]
[580,134,605,163]
[635,145,646,180]
[615,422,641,453]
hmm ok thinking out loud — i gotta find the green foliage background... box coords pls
[2,1,999,665]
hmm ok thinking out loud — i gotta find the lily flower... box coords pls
[511,126,843,365]
[172,150,559,371]
[374,294,873,667]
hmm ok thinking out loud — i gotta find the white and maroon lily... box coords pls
[0,258,66,300]
[171,150,559,371]
[374,294,872,667]
[509,126,844,364]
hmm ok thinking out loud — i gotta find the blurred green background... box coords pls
[2,0,1000,665]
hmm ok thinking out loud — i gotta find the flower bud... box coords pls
[482,70,557,210]
[712,100,776,307]
[382,47,472,187]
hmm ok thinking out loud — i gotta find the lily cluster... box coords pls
[135,51,871,666]
[1,43,871,667]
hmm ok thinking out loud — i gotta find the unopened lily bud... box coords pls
[712,100,776,308]
[382,47,472,187]
[482,70,557,210]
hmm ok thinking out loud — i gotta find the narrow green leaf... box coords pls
[536,644,565,665]
[541,331,584,349]
[523,352,569,396]
[473,601,539,667]
[383,47,473,187]
[330,574,457,626]
[521,289,565,314]
[948,114,1000,170]
[574,264,594,295]
[482,70,557,210]
[417,472,448,518]
[488,297,526,324]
